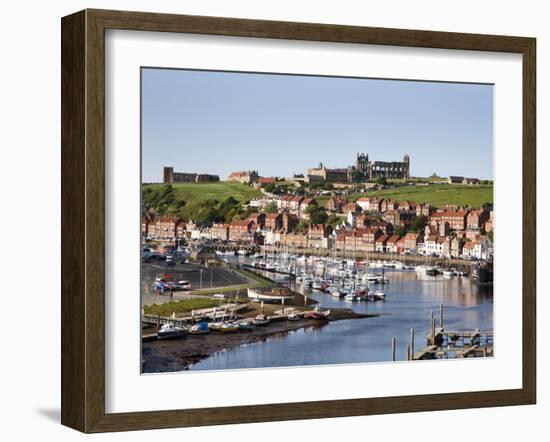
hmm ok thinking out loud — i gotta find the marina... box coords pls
[141,251,493,372]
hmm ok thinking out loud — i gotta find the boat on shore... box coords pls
[254,314,271,326]
[189,321,210,335]
[157,323,188,340]
[287,312,300,321]
[247,287,294,303]
[236,319,256,330]
[304,307,331,320]
[219,323,240,333]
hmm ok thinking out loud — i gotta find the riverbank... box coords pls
[142,307,376,372]
[258,246,476,268]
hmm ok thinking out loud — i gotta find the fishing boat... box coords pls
[254,314,271,326]
[189,321,210,335]
[157,323,188,340]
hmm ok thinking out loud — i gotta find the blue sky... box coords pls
[141,68,493,182]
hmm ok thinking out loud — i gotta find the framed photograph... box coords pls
[61,9,536,433]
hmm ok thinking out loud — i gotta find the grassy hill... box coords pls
[142,182,262,220]
[348,184,493,208]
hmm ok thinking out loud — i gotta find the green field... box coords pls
[348,184,493,208]
[142,182,262,220]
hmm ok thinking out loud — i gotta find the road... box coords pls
[141,261,248,306]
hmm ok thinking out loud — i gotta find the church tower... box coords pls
[403,154,410,179]
[356,153,369,177]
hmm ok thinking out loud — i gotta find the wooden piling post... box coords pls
[392,337,396,362]
[431,310,436,340]
[409,328,415,357]
[406,343,411,361]
[439,303,444,329]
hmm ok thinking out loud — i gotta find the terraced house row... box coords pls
[141,190,493,260]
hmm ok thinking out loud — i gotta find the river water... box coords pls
[188,259,493,371]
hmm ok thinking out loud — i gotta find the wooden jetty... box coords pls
[393,304,494,361]
[142,303,249,328]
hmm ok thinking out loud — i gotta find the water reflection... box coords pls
[188,266,493,371]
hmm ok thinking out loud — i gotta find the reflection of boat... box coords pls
[157,323,188,340]
[189,322,210,335]
[254,314,271,326]
[425,266,438,276]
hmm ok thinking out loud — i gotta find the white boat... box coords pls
[157,323,188,339]
[287,312,300,321]
[247,288,294,303]
[254,314,271,325]
[312,280,323,290]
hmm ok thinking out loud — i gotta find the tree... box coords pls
[295,220,309,233]
[410,215,427,233]
[265,202,278,213]
[352,170,363,183]
[395,225,407,236]
[306,206,328,225]
[327,213,342,227]
[376,176,387,186]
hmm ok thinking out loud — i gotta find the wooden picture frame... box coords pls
[61,8,536,433]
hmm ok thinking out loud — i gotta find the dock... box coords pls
[391,304,494,361]
[142,303,249,327]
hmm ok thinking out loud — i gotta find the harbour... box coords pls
[141,252,493,373]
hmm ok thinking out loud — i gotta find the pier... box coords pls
[392,304,494,361]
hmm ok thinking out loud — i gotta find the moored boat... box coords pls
[254,314,271,325]
[219,322,240,333]
[157,323,188,340]
[189,321,210,335]
[304,307,331,320]
[287,312,300,321]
